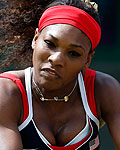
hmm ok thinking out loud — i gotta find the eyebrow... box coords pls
[70,44,85,51]
[49,34,58,41]
[49,34,85,51]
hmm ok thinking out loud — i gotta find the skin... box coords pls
[0,24,120,150]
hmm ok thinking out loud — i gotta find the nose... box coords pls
[48,52,65,67]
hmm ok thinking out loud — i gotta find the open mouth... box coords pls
[47,69,56,75]
[41,68,60,78]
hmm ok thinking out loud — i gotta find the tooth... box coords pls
[49,70,55,75]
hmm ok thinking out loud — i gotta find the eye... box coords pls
[44,40,55,48]
[68,51,81,57]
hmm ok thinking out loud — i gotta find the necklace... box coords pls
[32,78,77,102]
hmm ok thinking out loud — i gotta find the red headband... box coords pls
[38,5,101,50]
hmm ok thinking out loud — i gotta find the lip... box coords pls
[41,68,61,78]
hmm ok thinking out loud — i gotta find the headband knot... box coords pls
[38,5,101,50]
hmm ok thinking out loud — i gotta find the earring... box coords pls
[34,35,38,41]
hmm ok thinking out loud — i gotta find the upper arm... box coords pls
[95,72,120,149]
[0,78,23,149]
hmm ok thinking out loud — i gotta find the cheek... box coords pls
[68,65,82,75]
[66,56,88,76]
[33,44,50,64]
[64,62,83,80]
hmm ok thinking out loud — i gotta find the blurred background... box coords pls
[0,0,120,149]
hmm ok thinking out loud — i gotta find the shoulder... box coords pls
[0,70,25,124]
[0,69,25,92]
[95,71,119,94]
[0,70,25,149]
[95,71,119,100]
[94,71,120,121]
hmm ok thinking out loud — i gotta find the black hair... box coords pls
[46,0,101,25]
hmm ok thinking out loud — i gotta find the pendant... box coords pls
[54,97,59,101]
[64,96,69,102]
[41,97,45,101]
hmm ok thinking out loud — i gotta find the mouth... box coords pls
[41,68,60,78]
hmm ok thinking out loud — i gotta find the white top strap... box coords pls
[18,67,33,131]
[78,72,99,129]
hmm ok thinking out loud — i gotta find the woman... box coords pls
[0,0,120,149]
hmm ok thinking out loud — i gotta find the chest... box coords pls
[20,118,99,150]
[33,100,86,146]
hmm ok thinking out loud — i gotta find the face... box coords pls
[32,24,92,91]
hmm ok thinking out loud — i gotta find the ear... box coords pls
[82,51,95,72]
[32,28,39,49]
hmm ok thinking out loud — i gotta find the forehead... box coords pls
[40,24,91,50]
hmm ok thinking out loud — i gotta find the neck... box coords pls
[32,75,78,102]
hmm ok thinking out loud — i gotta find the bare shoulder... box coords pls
[0,70,25,149]
[0,69,25,124]
[95,71,120,96]
[6,69,25,83]
[94,71,120,121]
